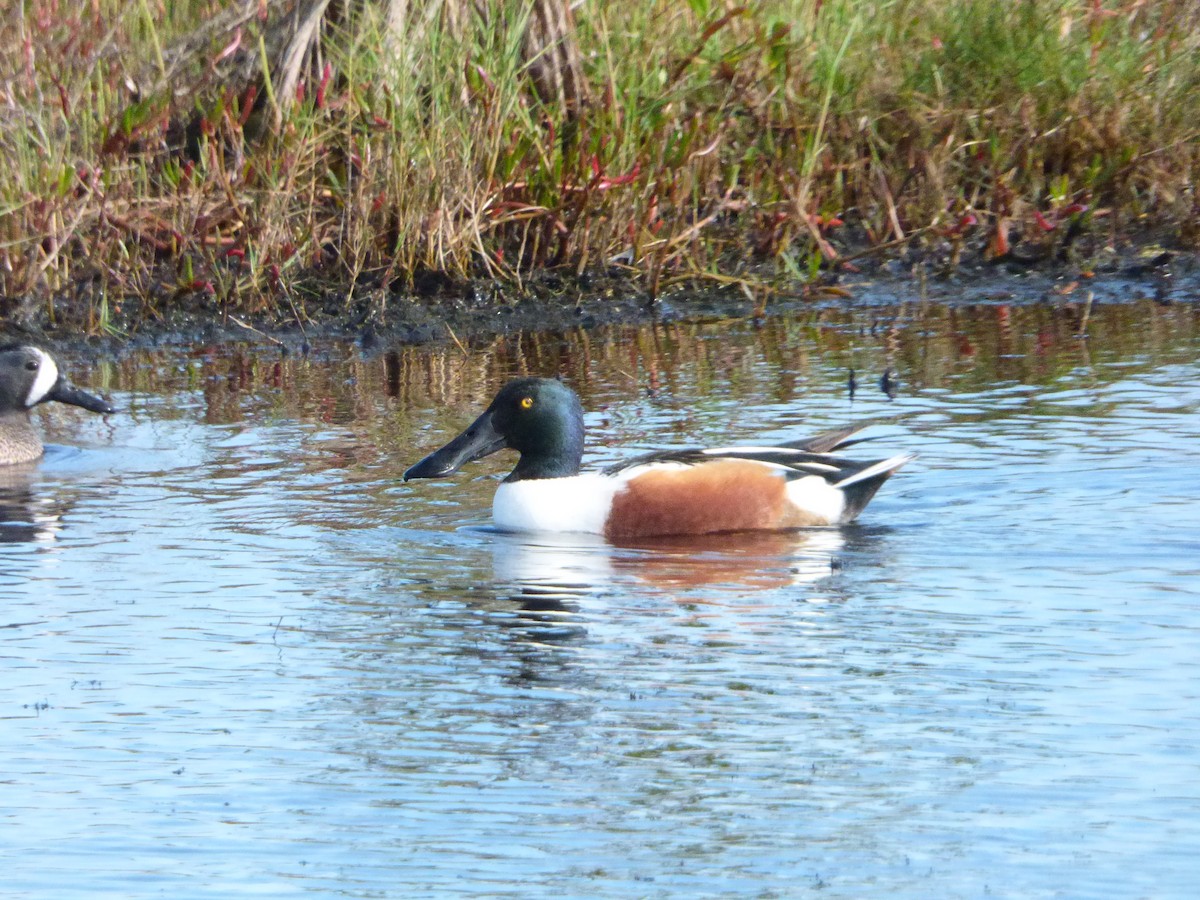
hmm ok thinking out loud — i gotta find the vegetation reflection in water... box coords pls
[1,296,1198,897]
[75,294,1200,439]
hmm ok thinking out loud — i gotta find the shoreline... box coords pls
[5,238,1194,358]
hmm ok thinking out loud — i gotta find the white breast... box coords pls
[493,474,621,534]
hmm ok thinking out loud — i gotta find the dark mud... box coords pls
[2,235,1196,358]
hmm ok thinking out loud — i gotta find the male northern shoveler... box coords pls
[0,345,115,465]
[404,377,912,539]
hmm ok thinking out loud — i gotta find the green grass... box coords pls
[2,0,1198,331]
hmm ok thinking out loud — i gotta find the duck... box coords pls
[0,344,115,465]
[404,377,912,540]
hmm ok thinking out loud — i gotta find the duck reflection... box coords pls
[614,528,845,591]
[490,527,845,609]
[0,462,64,545]
[485,531,613,644]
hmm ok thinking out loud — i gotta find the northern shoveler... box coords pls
[404,377,912,539]
[0,345,115,465]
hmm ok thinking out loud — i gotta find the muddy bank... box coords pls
[3,239,1196,357]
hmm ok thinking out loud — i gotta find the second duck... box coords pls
[0,344,115,465]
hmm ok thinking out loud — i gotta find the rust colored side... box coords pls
[604,460,820,539]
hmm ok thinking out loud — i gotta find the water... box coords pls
[2,299,1198,898]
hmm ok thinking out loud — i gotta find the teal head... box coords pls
[0,344,115,464]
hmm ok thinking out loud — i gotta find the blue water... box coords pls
[2,300,1198,897]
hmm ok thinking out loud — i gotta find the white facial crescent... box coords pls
[25,347,59,408]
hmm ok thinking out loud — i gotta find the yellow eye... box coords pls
[519,396,534,410]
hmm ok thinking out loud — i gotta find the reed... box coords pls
[2,0,1197,331]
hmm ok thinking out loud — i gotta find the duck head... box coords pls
[404,377,585,482]
[0,345,115,416]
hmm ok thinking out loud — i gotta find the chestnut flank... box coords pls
[604,460,825,540]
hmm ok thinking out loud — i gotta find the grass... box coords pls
[2,0,1198,332]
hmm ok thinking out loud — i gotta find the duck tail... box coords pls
[834,454,915,522]
[784,424,870,454]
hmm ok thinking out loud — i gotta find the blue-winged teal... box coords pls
[0,344,115,465]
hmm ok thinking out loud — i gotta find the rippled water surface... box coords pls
[3,299,1199,897]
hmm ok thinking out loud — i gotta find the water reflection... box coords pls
[483,527,853,652]
[72,299,1199,443]
[489,529,613,603]
[0,466,60,545]
[491,527,845,598]
[615,528,846,590]
[0,445,107,546]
